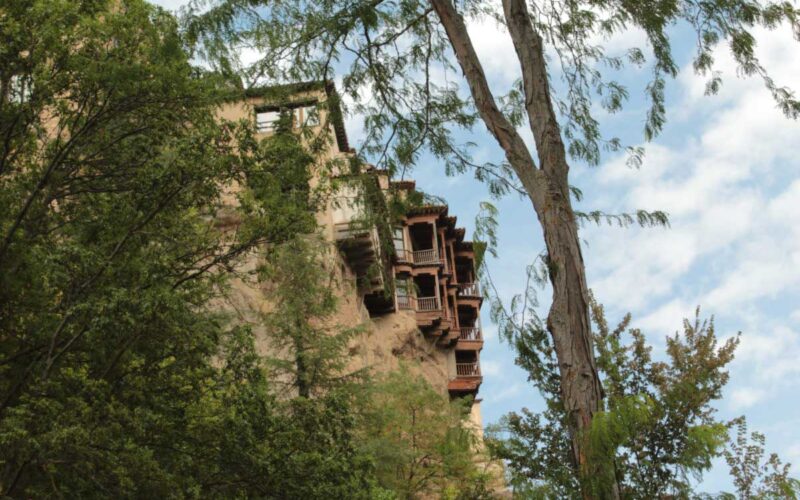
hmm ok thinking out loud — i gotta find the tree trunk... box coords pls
[294,318,310,398]
[430,0,611,496]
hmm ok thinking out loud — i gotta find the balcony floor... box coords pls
[448,378,482,394]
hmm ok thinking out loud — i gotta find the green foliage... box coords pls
[584,395,657,496]
[715,417,800,500]
[574,209,670,228]
[260,235,365,398]
[360,365,491,499]
[483,258,770,498]
[487,407,579,498]
[473,201,500,271]
[0,1,371,496]
[589,302,738,497]
[353,168,397,297]
[184,0,799,183]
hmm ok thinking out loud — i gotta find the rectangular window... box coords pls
[291,104,319,127]
[392,227,405,252]
[302,104,319,126]
[255,110,280,133]
[393,227,411,262]
[396,278,413,310]
[396,278,410,297]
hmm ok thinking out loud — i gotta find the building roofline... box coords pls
[390,180,416,190]
[244,80,350,152]
[407,204,448,216]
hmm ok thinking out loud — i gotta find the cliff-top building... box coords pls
[215,81,489,438]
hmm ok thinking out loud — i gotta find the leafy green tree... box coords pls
[483,258,795,498]
[182,0,799,494]
[259,235,364,398]
[360,365,492,499]
[0,0,369,496]
[589,302,736,498]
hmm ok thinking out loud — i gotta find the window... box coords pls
[393,227,410,261]
[291,104,319,127]
[255,110,280,133]
[301,104,319,126]
[393,227,405,252]
[396,278,413,310]
[396,278,410,298]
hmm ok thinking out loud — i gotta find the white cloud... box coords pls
[485,381,525,404]
[636,299,695,337]
[584,25,800,316]
[729,387,768,410]
[785,442,800,466]
[480,358,503,377]
[467,17,519,87]
[735,325,800,380]
[570,28,800,459]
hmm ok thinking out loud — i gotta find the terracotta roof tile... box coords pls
[407,204,448,216]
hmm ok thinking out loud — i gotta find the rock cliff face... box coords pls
[215,242,454,395]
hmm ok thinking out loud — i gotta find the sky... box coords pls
[151,0,800,492]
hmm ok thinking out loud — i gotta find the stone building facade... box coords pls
[215,81,492,448]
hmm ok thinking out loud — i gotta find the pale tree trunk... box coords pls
[430,0,613,497]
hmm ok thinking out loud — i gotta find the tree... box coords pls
[182,0,799,495]
[0,0,351,495]
[259,234,364,398]
[482,258,796,498]
[360,365,492,499]
[715,417,800,500]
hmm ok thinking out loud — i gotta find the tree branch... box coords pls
[429,0,547,206]
[502,0,569,183]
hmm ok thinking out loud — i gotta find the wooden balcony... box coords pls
[395,295,441,312]
[458,282,481,297]
[458,327,482,341]
[456,362,481,377]
[448,361,482,395]
[413,248,440,266]
[456,283,482,312]
[416,296,440,311]
[334,222,383,293]
[455,327,482,351]
[396,294,449,335]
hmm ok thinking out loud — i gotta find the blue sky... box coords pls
[412,19,800,492]
[152,0,800,491]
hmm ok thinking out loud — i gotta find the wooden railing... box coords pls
[416,296,440,311]
[413,249,439,265]
[458,327,482,341]
[456,362,481,377]
[395,248,413,262]
[397,295,413,310]
[458,282,480,297]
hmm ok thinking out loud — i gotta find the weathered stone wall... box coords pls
[214,238,455,394]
